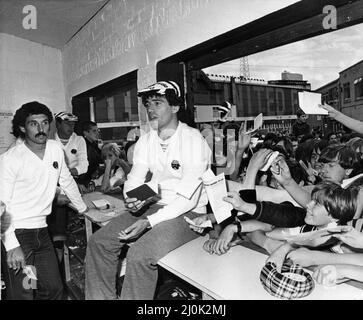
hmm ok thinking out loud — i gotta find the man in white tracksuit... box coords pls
[0,102,88,299]
[85,81,212,300]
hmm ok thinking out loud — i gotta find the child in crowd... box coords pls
[263,176,363,274]
[202,182,358,256]
[94,143,131,193]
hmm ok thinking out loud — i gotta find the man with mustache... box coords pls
[0,102,89,299]
[85,81,212,300]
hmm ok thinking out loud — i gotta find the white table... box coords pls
[158,236,363,300]
[81,191,127,240]
[64,191,127,282]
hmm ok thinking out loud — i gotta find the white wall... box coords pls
[0,33,66,152]
[62,0,299,104]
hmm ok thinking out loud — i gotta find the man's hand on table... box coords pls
[118,219,150,241]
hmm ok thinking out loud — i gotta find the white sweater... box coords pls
[123,122,212,227]
[0,140,87,251]
[54,132,88,175]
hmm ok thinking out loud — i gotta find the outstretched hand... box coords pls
[237,123,252,151]
[266,245,289,273]
[248,149,272,172]
[332,226,363,249]
[223,191,246,212]
[319,103,339,119]
[211,224,237,255]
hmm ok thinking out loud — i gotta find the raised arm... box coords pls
[242,148,271,189]
[270,157,311,208]
[320,103,363,135]
[229,126,251,181]
[223,191,306,227]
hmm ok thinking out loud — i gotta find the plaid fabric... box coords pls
[260,261,315,299]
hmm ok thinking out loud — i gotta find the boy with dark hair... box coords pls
[259,144,360,209]
[205,181,358,255]
[292,109,311,138]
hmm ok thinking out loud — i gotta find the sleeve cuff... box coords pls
[3,231,20,251]
[69,201,87,213]
[77,202,88,213]
[239,189,257,203]
[147,211,164,228]
[251,202,263,220]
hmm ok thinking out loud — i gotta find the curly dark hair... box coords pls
[318,144,358,170]
[12,101,53,138]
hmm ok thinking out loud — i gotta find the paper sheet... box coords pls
[0,111,15,155]
[92,199,111,210]
[202,170,232,224]
[245,113,263,134]
[184,216,212,228]
[298,91,328,115]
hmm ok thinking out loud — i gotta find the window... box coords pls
[354,77,363,99]
[343,82,350,100]
[327,87,338,103]
[94,85,138,124]
[72,71,140,143]
[322,92,328,104]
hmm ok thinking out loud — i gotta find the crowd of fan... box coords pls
[191,114,363,287]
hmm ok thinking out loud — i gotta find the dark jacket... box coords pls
[238,189,306,227]
[78,138,102,186]
[292,121,311,137]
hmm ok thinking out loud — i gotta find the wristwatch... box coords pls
[233,220,242,235]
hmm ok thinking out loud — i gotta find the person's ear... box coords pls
[171,105,180,114]
[20,126,25,133]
